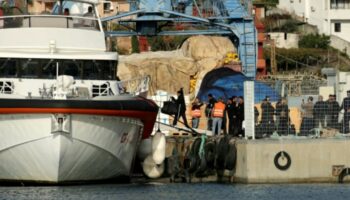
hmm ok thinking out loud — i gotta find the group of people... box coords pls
[170,89,245,137]
[299,91,350,135]
[257,96,294,136]
[203,95,245,137]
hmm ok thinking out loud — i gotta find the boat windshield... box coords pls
[0,58,117,80]
[0,0,99,30]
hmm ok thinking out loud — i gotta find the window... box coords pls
[331,0,350,9]
[335,23,341,32]
[0,58,117,80]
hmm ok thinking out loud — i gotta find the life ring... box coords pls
[338,168,350,183]
[274,151,291,171]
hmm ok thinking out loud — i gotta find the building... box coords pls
[278,0,350,56]
[28,0,129,17]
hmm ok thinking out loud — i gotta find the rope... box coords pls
[198,133,207,159]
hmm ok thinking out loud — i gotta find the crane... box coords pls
[102,0,257,78]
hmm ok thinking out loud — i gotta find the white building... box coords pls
[278,0,350,54]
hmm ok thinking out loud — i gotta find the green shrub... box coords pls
[298,34,330,49]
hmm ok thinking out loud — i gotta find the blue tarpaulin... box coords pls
[196,67,280,103]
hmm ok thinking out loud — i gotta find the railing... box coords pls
[0,15,100,30]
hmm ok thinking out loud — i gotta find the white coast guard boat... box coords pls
[0,0,158,184]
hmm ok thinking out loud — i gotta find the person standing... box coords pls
[226,97,236,135]
[341,90,350,133]
[211,97,226,135]
[300,96,314,135]
[276,97,289,135]
[205,93,216,131]
[191,98,203,129]
[260,96,275,135]
[327,94,340,129]
[172,88,189,128]
[313,95,327,129]
[236,96,245,137]
[63,8,70,16]
[261,96,275,125]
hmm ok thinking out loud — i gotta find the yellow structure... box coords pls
[224,52,239,64]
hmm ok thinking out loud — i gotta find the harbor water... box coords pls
[1,182,350,200]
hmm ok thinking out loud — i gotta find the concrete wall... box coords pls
[268,32,299,49]
[330,20,350,42]
[234,138,350,183]
[278,0,307,20]
[331,35,350,58]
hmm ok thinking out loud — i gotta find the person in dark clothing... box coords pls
[313,95,327,129]
[260,96,275,135]
[341,90,350,133]
[226,97,236,135]
[327,94,340,130]
[235,96,244,137]
[276,97,289,135]
[172,88,189,128]
[205,93,216,131]
[254,106,259,125]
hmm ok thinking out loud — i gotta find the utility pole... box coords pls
[270,39,277,75]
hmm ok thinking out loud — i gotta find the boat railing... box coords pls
[117,75,151,97]
[0,14,100,31]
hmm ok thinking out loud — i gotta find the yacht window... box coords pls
[21,59,39,78]
[61,61,79,78]
[0,58,117,80]
[0,59,17,77]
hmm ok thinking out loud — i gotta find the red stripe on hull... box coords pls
[0,108,157,139]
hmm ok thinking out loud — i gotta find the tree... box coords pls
[298,34,330,49]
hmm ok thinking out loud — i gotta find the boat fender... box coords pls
[274,151,291,171]
[183,155,198,173]
[225,140,237,171]
[204,142,216,169]
[338,168,350,183]
[142,155,165,179]
[137,138,152,161]
[196,157,207,174]
[216,135,230,170]
[152,131,166,165]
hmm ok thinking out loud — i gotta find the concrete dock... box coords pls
[164,133,350,183]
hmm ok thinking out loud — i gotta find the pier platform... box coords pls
[164,133,350,183]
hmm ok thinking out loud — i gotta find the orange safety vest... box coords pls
[212,102,226,117]
[191,109,201,117]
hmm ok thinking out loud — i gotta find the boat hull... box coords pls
[0,113,143,183]
[0,97,158,184]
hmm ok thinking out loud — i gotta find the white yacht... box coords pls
[0,0,158,184]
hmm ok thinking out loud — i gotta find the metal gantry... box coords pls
[102,0,257,78]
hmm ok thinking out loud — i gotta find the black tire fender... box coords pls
[204,142,216,169]
[216,136,230,170]
[225,143,237,171]
[274,151,291,171]
[338,168,350,183]
[184,155,197,173]
[196,157,207,174]
[191,137,202,155]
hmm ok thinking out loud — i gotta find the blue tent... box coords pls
[196,67,280,103]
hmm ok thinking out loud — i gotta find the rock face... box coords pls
[118,35,237,95]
